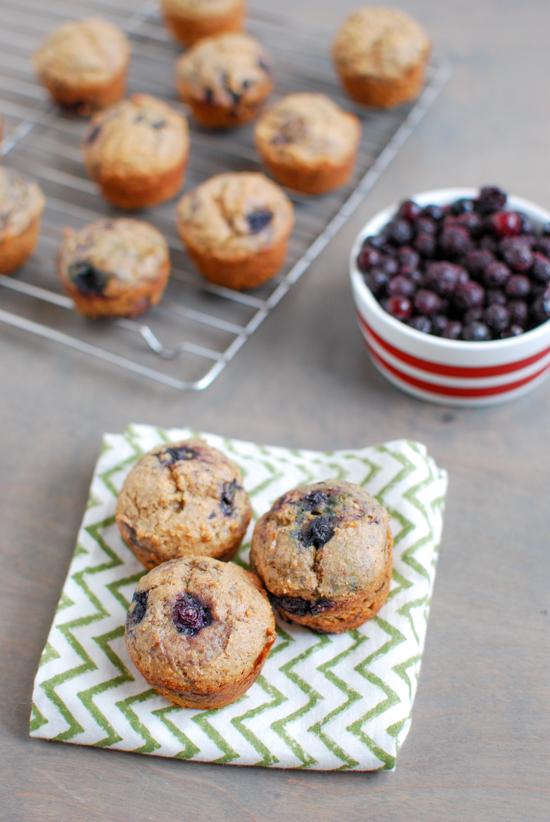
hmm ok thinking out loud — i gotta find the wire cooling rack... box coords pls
[0,0,448,391]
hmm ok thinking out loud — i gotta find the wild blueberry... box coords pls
[441,320,463,340]
[127,591,148,627]
[408,315,432,334]
[300,515,335,549]
[270,595,333,616]
[398,199,422,221]
[388,219,413,245]
[68,261,107,296]
[500,238,533,272]
[387,275,415,297]
[247,209,273,234]
[505,275,531,298]
[172,593,212,636]
[451,197,476,215]
[531,253,550,282]
[386,295,413,320]
[162,445,197,464]
[500,324,524,338]
[464,249,494,277]
[484,260,510,288]
[425,262,462,296]
[454,280,485,312]
[220,480,239,516]
[414,232,436,257]
[300,490,331,513]
[366,268,389,295]
[508,300,528,325]
[440,225,472,257]
[357,245,381,272]
[462,321,491,341]
[415,215,437,235]
[484,303,510,331]
[431,314,449,336]
[397,246,420,272]
[476,186,507,214]
[491,211,522,237]
[486,289,507,306]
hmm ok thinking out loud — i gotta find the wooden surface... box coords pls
[1,1,549,820]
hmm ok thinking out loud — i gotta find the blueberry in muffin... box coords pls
[250,480,393,633]
[125,556,276,709]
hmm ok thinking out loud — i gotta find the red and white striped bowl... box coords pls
[350,188,550,406]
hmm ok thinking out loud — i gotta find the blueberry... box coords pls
[464,249,494,277]
[357,245,381,272]
[388,218,413,245]
[415,289,442,316]
[462,321,491,341]
[270,595,333,616]
[408,315,432,334]
[505,275,531,298]
[486,289,507,306]
[68,261,108,296]
[508,300,529,325]
[162,445,197,464]
[398,199,422,221]
[385,295,413,320]
[300,515,335,549]
[425,262,462,296]
[300,490,331,513]
[423,204,445,221]
[451,197,476,215]
[247,209,273,234]
[500,238,533,272]
[414,231,436,257]
[500,324,524,338]
[491,211,522,237]
[454,280,485,312]
[484,303,510,331]
[172,593,212,636]
[431,314,449,336]
[415,215,437,235]
[220,480,239,516]
[440,225,473,257]
[483,260,511,288]
[379,256,399,276]
[532,253,550,283]
[531,286,550,322]
[366,268,389,295]
[397,246,420,272]
[127,591,148,628]
[387,274,415,297]
[441,320,463,340]
[476,186,507,214]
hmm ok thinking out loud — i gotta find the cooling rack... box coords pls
[0,0,448,390]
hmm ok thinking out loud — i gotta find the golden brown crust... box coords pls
[177,172,293,289]
[39,60,128,113]
[162,0,245,46]
[0,215,42,275]
[250,480,393,633]
[125,557,276,709]
[83,94,189,209]
[33,17,130,112]
[254,93,361,195]
[335,48,429,108]
[116,439,252,568]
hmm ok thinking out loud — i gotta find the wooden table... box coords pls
[1,1,549,820]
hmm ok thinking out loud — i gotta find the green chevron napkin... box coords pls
[30,424,447,771]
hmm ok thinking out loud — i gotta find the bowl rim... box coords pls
[350,187,550,353]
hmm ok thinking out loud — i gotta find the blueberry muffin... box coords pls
[0,168,45,275]
[33,17,130,112]
[161,0,245,47]
[125,556,276,709]
[254,93,361,195]
[332,6,430,109]
[58,218,170,318]
[176,33,273,128]
[116,439,252,569]
[177,172,294,289]
[83,94,189,209]
[250,480,393,633]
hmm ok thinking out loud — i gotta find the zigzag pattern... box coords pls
[30,426,447,772]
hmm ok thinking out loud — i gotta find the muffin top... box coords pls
[59,219,169,298]
[0,168,45,239]
[176,33,272,110]
[332,6,430,79]
[255,93,361,166]
[177,172,294,257]
[116,439,252,566]
[83,95,189,177]
[162,0,243,19]
[33,17,129,87]
[125,557,276,695]
[251,480,391,602]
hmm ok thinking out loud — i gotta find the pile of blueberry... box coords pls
[357,186,550,341]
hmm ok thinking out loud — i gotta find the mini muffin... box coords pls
[116,438,252,568]
[177,172,294,289]
[83,94,189,209]
[250,480,393,633]
[33,17,130,112]
[125,556,276,709]
[0,168,45,275]
[58,218,170,319]
[254,93,361,195]
[176,33,273,128]
[161,0,245,47]
[332,6,431,108]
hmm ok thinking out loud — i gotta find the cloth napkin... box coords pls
[30,424,447,771]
